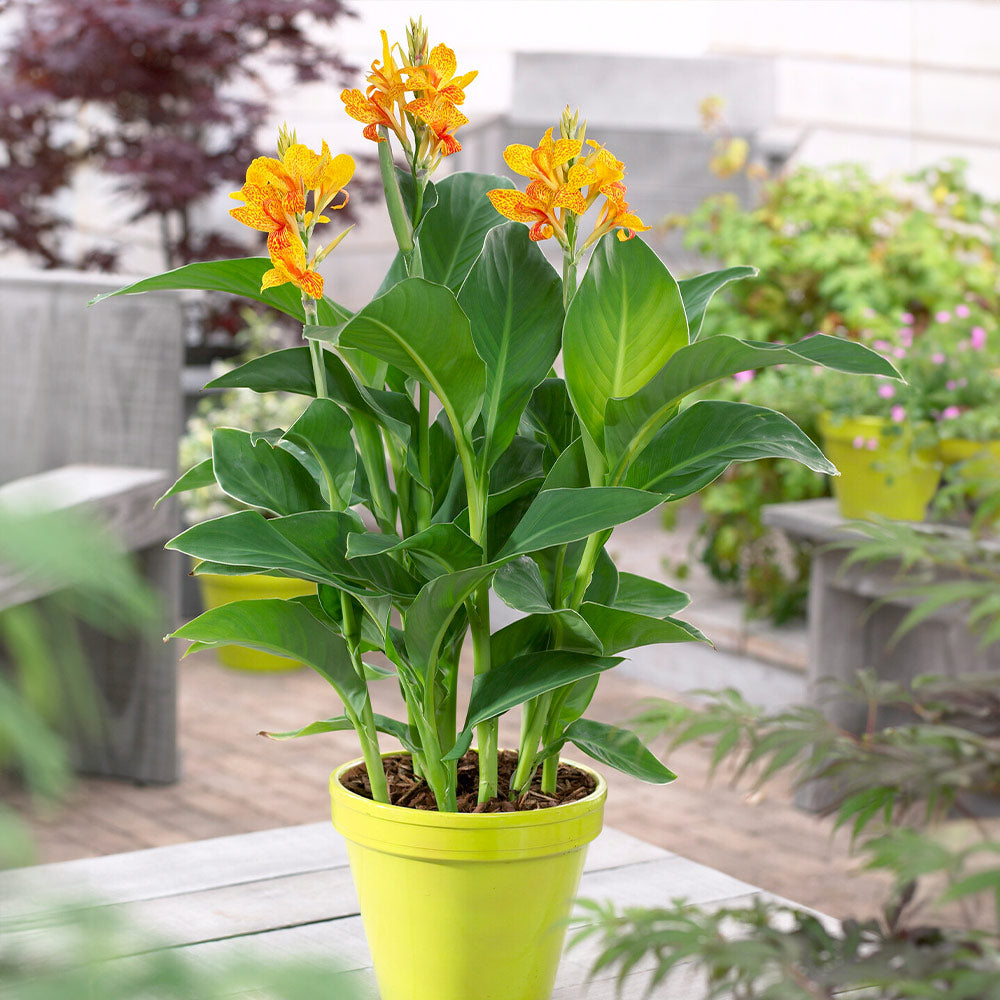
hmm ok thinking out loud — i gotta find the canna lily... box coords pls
[408,96,469,158]
[230,134,354,299]
[341,30,413,150]
[405,42,477,106]
[581,181,650,248]
[487,128,591,246]
[262,233,325,299]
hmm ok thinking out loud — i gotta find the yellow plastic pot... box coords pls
[820,413,940,521]
[196,572,316,671]
[939,437,1000,485]
[330,755,607,1000]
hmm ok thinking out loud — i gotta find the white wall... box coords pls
[705,0,1000,196]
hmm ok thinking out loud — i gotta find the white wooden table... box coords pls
[0,823,772,998]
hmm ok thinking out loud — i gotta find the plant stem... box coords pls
[415,382,432,530]
[512,692,552,793]
[353,415,396,534]
[340,593,389,804]
[377,129,414,257]
[469,580,498,802]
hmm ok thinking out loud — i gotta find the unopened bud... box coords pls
[312,224,355,265]
[277,123,298,158]
[407,17,428,66]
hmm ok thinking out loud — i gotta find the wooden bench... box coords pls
[0,270,185,784]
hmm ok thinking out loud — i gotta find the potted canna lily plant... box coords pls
[94,19,896,1000]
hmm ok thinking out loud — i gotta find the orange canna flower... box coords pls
[405,42,477,106]
[487,127,590,247]
[407,96,469,158]
[341,30,412,150]
[582,182,650,248]
[263,233,325,299]
[230,134,354,298]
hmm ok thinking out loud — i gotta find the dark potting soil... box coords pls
[341,750,597,812]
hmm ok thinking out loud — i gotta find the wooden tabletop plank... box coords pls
[0,822,665,923]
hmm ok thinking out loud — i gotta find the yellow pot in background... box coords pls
[195,572,316,671]
[820,413,940,521]
[330,755,607,1000]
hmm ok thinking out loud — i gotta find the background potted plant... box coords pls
[95,19,893,1000]
[668,157,1000,618]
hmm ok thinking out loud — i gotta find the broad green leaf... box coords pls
[605,333,899,469]
[579,603,708,655]
[496,487,663,559]
[554,676,600,731]
[614,572,689,616]
[678,266,757,340]
[623,400,836,499]
[563,718,676,783]
[206,348,414,447]
[172,599,367,715]
[261,712,416,753]
[282,398,356,510]
[493,557,553,614]
[492,560,603,653]
[539,437,589,491]
[458,223,563,469]
[448,650,623,757]
[347,522,482,577]
[157,459,215,504]
[168,509,361,583]
[564,236,688,448]
[417,172,513,291]
[212,428,326,515]
[521,377,578,461]
[403,563,500,676]
[89,257,349,324]
[335,278,486,436]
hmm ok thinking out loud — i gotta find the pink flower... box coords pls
[891,405,906,423]
[893,347,907,359]
[873,340,891,352]
[878,383,896,399]
[899,328,913,346]
[956,304,971,318]
[936,310,951,323]
[900,312,914,324]
[941,406,961,420]
[733,369,755,383]
[971,326,987,350]
[931,352,946,364]
[852,435,866,450]
[946,379,958,391]
[866,438,879,451]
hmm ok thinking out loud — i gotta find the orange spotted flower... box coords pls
[341,30,413,151]
[230,135,355,299]
[487,128,588,247]
[488,122,648,250]
[407,96,469,158]
[342,27,475,168]
[582,181,650,249]
[404,42,477,106]
[263,235,325,300]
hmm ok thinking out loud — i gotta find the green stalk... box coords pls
[512,692,552,794]
[340,593,389,805]
[415,382,432,531]
[353,414,396,534]
[377,129,413,256]
[469,579,497,802]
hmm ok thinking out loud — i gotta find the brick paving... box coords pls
[8,646,888,921]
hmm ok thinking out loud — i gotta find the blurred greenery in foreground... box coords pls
[0,508,360,998]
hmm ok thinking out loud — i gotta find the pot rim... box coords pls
[330,750,607,830]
